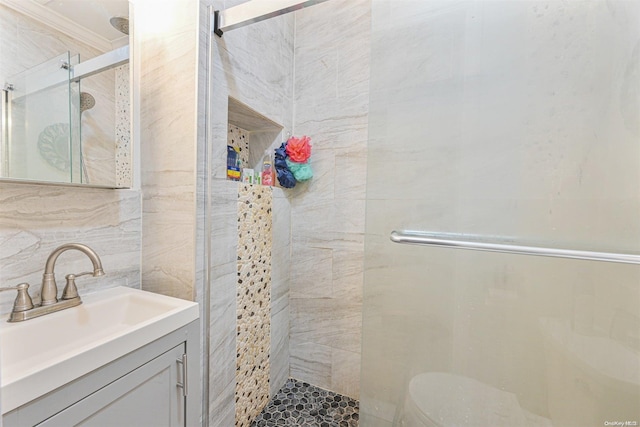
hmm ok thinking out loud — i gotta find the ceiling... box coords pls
[2,0,129,51]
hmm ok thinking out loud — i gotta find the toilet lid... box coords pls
[408,373,528,427]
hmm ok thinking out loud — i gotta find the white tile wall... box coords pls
[271,188,291,397]
[137,0,199,301]
[0,184,141,315]
[289,0,371,399]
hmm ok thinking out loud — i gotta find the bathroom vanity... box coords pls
[0,287,200,427]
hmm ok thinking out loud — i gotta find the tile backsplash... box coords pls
[0,183,141,315]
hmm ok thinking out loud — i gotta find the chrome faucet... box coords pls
[1,243,104,322]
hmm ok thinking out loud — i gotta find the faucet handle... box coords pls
[61,272,91,300]
[0,283,34,312]
[69,271,94,279]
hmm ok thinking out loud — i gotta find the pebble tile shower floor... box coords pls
[251,378,359,426]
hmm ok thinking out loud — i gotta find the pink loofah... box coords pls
[285,136,312,162]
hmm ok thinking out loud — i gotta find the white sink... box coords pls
[0,286,199,413]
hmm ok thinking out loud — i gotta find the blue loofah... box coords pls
[275,143,288,163]
[276,168,297,188]
[274,143,296,188]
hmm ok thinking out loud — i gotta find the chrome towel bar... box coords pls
[390,230,640,265]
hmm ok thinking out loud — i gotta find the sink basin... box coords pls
[0,286,199,413]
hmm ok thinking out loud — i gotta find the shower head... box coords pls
[109,16,129,35]
[80,92,95,113]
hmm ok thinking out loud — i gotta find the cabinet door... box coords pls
[38,344,186,427]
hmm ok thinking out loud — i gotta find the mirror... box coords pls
[0,0,132,188]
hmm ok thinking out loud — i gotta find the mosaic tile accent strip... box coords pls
[228,124,250,169]
[251,378,360,427]
[115,64,131,187]
[236,184,273,427]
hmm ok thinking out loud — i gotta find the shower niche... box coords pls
[226,97,284,185]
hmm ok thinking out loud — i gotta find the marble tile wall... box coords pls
[0,183,141,315]
[289,0,371,399]
[136,0,200,301]
[270,188,291,398]
[0,5,104,88]
[208,179,239,427]
[207,2,295,426]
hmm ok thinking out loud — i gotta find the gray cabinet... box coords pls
[39,344,185,427]
[4,321,200,427]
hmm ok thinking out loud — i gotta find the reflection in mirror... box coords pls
[0,0,131,188]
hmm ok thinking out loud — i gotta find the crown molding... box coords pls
[0,0,112,52]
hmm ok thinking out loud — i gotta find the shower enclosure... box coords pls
[361,1,640,426]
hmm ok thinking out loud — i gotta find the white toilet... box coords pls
[399,373,552,427]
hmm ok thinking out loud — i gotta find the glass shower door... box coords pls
[361,1,640,426]
[1,51,80,183]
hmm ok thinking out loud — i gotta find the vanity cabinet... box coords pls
[39,344,186,426]
[3,321,199,427]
